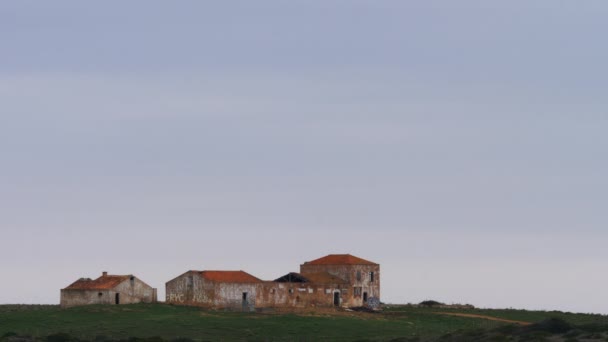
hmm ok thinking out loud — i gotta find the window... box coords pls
[130,276,135,286]
[98,292,103,297]
[289,289,294,294]
[370,272,375,282]
[356,271,361,281]
[353,287,362,296]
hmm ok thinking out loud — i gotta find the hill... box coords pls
[1,304,608,341]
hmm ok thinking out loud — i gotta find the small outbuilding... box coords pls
[61,272,157,307]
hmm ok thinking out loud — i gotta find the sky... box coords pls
[1,1,607,314]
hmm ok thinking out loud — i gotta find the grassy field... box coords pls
[1,304,608,341]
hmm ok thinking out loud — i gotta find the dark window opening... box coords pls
[242,292,248,302]
[115,293,120,305]
[98,292,103,297]
[130,276,135,286]
[356,271,361,281]
[289,288,294,294]
[370,272,375,282]
[333,292,340,306]
[363,292,368,303]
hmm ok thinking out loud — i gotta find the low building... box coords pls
[61,272,157,308]
[165,254,380,310]
[165,270,262,310]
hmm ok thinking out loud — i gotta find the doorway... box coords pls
[363,292,368,303]
[115,293,120,305]
[242,292,248,310]
[333,292,340,306]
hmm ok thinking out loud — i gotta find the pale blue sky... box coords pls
[1,1,607,313]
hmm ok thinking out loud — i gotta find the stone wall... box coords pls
[256,281,349,308]
[165,272,258,310]
[165,272,357,310]
[60,289,112,307]
[112,277,157,304]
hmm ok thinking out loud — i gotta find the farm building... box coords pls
[166,270,262,311]
[165,254,380,310]
[61,272,157,307]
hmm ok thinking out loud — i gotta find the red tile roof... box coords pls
[303,254,378,265]
[199,271,262,283]
[64,275,131,290]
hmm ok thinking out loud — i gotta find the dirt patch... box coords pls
[434,312,532,326]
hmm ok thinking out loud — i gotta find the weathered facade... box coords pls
[165,271,262,310]
[165,254,380,310]
[300,254,380,308]
[61,272,157,308]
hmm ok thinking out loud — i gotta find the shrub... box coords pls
[419,300,444,307]
[521,318,573,334]
[578,323,608,333]
[46,333,76,342]
[171,339,195,342]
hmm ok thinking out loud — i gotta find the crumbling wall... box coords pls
[166,274,353,310]
[255,282,349,308]
[165,271,202,305]
[165,272,258,311]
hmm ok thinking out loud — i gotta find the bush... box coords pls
[578,323,608,333]
[419,300,444,307]
[46,333,76,342]
[126,338,165,342]
[520,318,573,335]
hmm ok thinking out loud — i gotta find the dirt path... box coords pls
[434,312,532,326]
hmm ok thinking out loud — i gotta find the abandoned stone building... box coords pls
[165,254,380,310]
[60,272,157,307]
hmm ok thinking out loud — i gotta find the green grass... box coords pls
[0,304,607,341]
[383,305,608,326]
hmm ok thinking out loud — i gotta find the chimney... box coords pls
[102,271,108,277]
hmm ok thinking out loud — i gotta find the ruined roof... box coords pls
[274,272,309,283]
[64,275,131,290]
[300,272,348,284]
[274,271,347,284]
[303,254,378,266]
[199,271,262,283]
